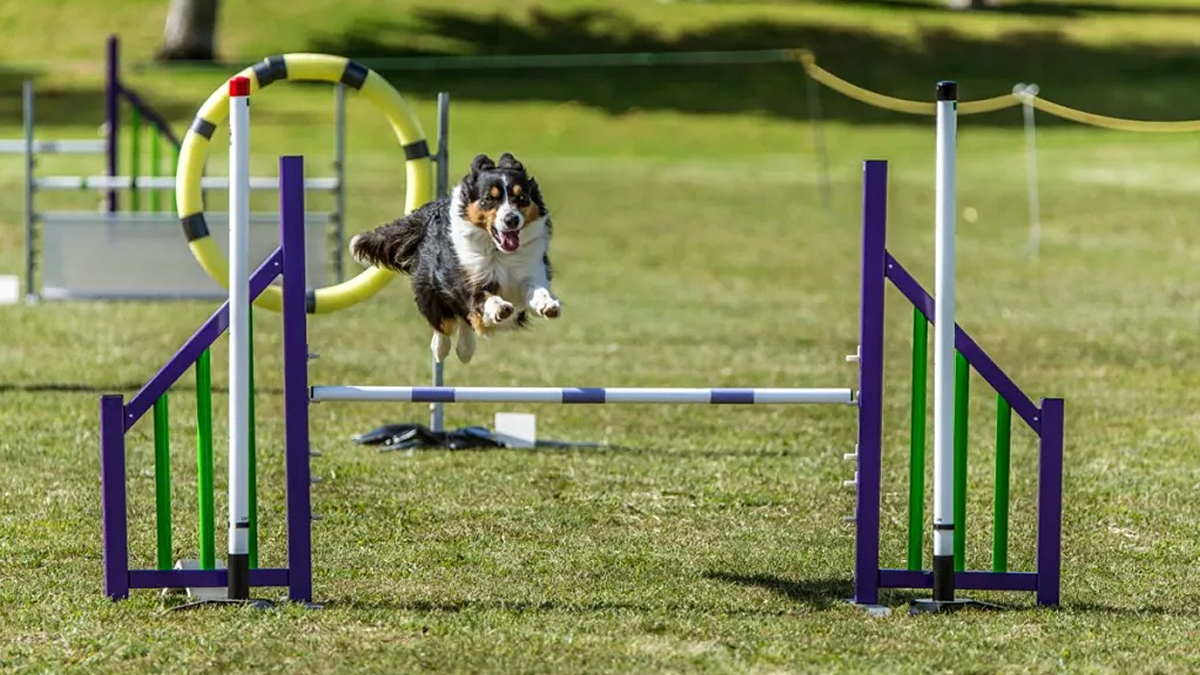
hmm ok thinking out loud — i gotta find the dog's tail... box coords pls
[349,216,424,274]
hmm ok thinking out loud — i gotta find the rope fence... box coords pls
[791,49,1200,132]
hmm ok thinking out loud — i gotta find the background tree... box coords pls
[156,0,220,61]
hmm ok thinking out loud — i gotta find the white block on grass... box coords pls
[494,412,537,448]
[0,276,18,304]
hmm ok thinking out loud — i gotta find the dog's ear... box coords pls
[497,152,524,172]
[469,154,495,176]
[460,154,494,199]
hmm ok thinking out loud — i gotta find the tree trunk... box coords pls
[155,0,220,61]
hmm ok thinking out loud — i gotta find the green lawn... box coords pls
[4,1,1200,673]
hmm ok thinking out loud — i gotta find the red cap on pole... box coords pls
[228,76,251,97]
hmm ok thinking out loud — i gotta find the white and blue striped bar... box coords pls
[310,386,855,405]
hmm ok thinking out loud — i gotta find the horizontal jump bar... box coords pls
[310,386,856,405]
[0,139,107,154]
[34,175,340,191]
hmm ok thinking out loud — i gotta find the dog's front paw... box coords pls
[529,288,561,319]
[483,295,516,326]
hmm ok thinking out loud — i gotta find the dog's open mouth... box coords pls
[493,228,520,253]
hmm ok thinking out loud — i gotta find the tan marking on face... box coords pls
[520,203,541,227]
[466,201,499,235]
[511,184,522,196]
[489,186,501,199]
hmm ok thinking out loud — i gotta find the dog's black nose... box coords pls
[503,213,520,228]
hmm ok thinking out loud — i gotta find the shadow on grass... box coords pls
[319,579,856,614]
[301,7,1200,126]
[820,0,1200,17]
[704,571,853,609]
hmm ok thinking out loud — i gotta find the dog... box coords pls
[349,152,561,364]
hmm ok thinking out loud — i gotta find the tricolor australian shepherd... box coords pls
[349,152,561,364]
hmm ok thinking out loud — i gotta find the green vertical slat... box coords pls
[993,396,1012,572]
[150,130,161,212]
[907,307,928,570]
[153,394,172,570]
[129,107,142,212]
[953,350,969,571]
[248,306,258,568]
[196,348,216,570]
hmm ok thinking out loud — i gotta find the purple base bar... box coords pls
[280,156,313,604]
[854,160,887,606]
[128,568,289,589]
[879,569,1038,592]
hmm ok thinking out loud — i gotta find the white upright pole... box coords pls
[227,75,252,600]
[931,80,958,605]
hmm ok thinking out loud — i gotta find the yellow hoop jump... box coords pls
[176,54,434,314]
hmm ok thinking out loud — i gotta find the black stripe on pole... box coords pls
[305,290,316,314]
[932,554,955,601]
[227,552,250,600]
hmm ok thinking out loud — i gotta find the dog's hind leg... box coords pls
[431,317,455,363]
[455,319,476,363]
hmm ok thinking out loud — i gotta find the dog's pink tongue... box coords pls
[500,230,520,252]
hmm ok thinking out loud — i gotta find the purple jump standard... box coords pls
[98,154,1063,609]
[99,156,312,602]
[852,159,1064,608]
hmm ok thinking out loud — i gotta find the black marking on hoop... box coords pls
[305,290,316,314]
[181,213,210,241]
[190,117,216,140]
[936,80,958,102]
[253,56,288,89]
[403,140,431,161]
[235,522,250,529]
[933,523,955,531]
[340,61,369,90]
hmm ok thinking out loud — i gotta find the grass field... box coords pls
[5,0,1200,672]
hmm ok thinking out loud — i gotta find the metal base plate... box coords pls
[166,597,277,613]
[908,598,1007,616]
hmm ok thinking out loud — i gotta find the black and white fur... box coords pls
[349,152,561,364]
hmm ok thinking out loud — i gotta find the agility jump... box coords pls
[97,56,1065,611]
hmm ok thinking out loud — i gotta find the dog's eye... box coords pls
[514,194,529,204]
